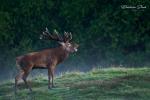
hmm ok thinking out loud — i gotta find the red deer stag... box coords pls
[15,28,79,93]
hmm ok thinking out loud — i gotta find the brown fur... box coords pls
[15,44,78,93]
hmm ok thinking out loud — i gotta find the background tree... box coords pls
[0,0,149,73]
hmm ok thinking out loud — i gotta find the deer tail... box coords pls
[16,56,23,70]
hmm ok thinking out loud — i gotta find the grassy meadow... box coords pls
[0,68,150,100]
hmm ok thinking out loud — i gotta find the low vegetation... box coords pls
[0,67,150,100]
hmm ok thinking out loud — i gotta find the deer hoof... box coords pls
[52,85,56,88]
[48,86,52,89]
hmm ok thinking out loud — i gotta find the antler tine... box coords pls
[63,31,69,42]
[64,31,67,40]
[54,29,58,34]
[40,30,50,40]
[64,31,72,42]
[69,32,72,41]
[44,28,53,38]
[40,34,43,40]
[43,28,55,39]
[53,29,63,41]
[41,28,63,42]
[45,27,49,33]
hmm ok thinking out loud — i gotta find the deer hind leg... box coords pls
[22,67,32,92]
[15,70,24,93]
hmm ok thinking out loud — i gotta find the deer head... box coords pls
[40,28,79,53]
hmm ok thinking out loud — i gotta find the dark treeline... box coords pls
[0,0,150,71]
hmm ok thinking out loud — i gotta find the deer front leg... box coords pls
[51,68,55,88]
[48,66,55,89]
[48,68,51,89]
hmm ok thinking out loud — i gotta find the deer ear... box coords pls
[59,42,65,46]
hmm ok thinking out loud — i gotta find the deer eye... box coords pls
[68,43,71,47]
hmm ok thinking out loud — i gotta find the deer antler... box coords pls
[40,28,72,42]
[63,31,72,42]
[40,28,63,42]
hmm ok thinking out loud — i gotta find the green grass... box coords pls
[0,67,150,100]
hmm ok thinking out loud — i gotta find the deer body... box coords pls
[16,46,69,70]
[15,28,79,93]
